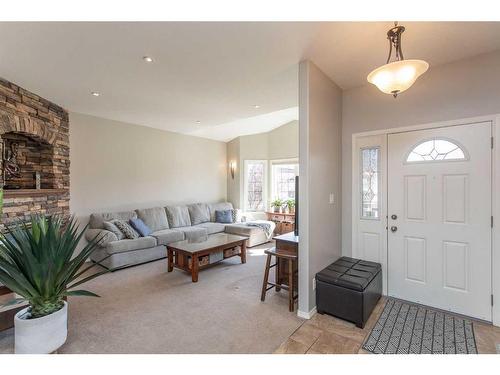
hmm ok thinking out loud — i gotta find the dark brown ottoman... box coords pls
[316,257,382,328]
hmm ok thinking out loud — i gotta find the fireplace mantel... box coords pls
[3,188,67,198]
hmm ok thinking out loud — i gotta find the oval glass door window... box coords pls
[406,139,467,163]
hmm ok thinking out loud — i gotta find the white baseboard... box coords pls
[297,306,317,319]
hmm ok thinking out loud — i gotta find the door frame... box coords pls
[351,114,500,326]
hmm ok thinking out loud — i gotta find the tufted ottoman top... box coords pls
[316,256,381,292]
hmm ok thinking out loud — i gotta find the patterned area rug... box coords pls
[363,299,477,354]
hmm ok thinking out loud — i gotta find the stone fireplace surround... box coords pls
[0,77,69,227]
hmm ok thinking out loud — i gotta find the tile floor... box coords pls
[275,297,500,354]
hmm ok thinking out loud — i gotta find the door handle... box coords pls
[390,226,398,233]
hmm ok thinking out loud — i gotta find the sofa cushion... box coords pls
[129,218,152,237]
[136,207,170,232]
[151,228,185,245]
[224,223,264,237]
[89,210,137,229]
[173,226,208,240]
[85,228,118,247]
[114,220,140,239]
[187,203,210,225]
[208,202,234,222]
[166,205,191,228]
[196,222,225,235]
[215,209,233,223]
[103,220,125,240]
[105,236,158,254]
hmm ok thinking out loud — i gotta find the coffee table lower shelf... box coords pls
[166,235,248,282]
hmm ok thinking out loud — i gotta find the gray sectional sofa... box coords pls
[85,202,274,269]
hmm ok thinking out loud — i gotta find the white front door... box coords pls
[387,122,492,321]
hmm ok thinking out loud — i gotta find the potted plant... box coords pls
[0,214,109,354]
[271,198,283,213]
[286,199,295,214]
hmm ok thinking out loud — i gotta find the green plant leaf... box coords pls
[64,290,100,297]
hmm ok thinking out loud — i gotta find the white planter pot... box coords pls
[14,301,67,354]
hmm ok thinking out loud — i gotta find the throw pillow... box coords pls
[187,203,210,225]
[103,220,125,240]
[165,205,191,228]
[231,209,243,223]
[114,219,140,239]
[129,218,152,237]
[136,207,169,232]
[215,209,233,224]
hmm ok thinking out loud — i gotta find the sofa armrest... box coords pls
[242,211,267,221]
[85,228,118,247]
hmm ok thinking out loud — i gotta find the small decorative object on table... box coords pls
[270,198,283,213]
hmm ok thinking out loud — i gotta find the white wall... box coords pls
[226,121,299,209]
[70,112,227,227]
[298,61,342,314]
[342,50,500,256]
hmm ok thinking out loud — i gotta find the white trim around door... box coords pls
[351,114,500,326]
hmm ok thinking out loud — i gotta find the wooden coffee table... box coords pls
[166,233,248,282]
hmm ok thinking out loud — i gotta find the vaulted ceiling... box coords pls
[1,22,499,141]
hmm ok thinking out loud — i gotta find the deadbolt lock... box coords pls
[391,214,397,220]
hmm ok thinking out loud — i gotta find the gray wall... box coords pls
[298,61,343,314]
[342,50,500,255]
[70,112,227,228]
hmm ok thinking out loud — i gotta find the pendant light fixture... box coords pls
[367,22,429,98]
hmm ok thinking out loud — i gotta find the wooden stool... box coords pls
[260,247,298,312]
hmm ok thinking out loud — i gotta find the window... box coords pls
[244,160,267,211]
[271,162,299,202]
[406,139,466,163]
[361,147,380,219]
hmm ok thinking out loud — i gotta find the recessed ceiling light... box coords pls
[143,56,154,63]
[91,92,100,97]
[253,105,260,109]
[196,121,201,125]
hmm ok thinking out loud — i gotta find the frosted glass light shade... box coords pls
[367,59,429,96]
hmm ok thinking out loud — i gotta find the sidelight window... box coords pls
[360,147,380,219]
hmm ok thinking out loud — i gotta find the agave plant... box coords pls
[0,214,109,318]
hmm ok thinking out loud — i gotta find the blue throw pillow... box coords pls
[215,209,233,224]
[129,218,152,237]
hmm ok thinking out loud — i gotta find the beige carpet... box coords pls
[0,241,304,354]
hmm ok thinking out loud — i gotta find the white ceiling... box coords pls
[1,22,500,141]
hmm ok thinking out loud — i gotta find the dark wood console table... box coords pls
[265,212,295,235]
[274,232,299,289]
